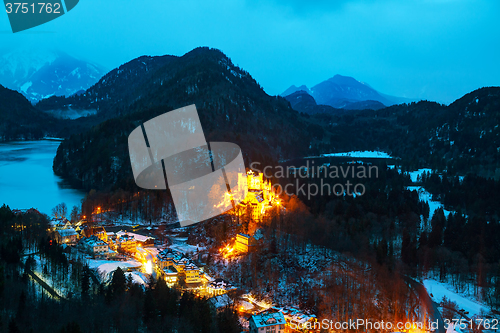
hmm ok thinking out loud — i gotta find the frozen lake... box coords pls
[0,140,85,214]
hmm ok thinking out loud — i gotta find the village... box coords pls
[46,170,318,333]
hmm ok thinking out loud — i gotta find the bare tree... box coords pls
[70,205,81,223]
[52,203,68,219]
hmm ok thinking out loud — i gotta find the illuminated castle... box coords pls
[236,170,277,221]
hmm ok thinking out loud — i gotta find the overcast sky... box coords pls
[1,0,499,103]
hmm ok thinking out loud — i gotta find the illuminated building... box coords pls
[236,170,278,221]
[116,234,137,253]
[54,228,78,244]
[249,312,286,333]
[94,228,108,242]
[82,226,106,238]
[185,262,201,284]
[164,266,178,286]
[277,307,317,331]
[156,248,201,285]
[113,231,155,253]
[78,236,111,257]
[116,231,155,247]
[235,233,250,253]
[213,170,280,222]
[208,294,233,313]
[156,248,181,270]
[207,278,236,296]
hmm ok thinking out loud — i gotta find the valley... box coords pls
[0,46,499,333]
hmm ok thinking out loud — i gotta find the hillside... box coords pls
[44,48,500,189]
[312,86,500,178]
[0,84,60,140]
[0,84,113,142]
[51,48,320,190]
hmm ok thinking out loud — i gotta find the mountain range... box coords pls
[46,47,320,190]
[282,74,414,112]
[1,47,499,188]
[313,86,500,178]
[0,49,107,104]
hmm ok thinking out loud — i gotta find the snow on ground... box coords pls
[407,186,452,219]
[27,254,72,298]
[424,279,489,317]
[171,237,189,243]
[169,243,205,254]
[125,271,149,285]
[408,168,433,182]
[238,300,255,311]
[241,294,274,310]
[145,247,159,258]
[203,272,214,282]
[168,237,206,254]
[321,151,393,159]
[88,259,142,280]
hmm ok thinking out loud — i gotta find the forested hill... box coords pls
[0,84,60,140]
[52,48,321,191]
[0,84,117,142]
[312,86,500,178]
[45,46,500,190]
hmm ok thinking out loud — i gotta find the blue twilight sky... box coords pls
[1,0,499,104]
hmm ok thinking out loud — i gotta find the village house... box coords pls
[249,312,286,333]
[94,228,108,242]
[78,236,110,257]
[116,233,137,253]
[184,262,201,284]
[235,233,251,253]
[173,257,190,273]
[156,248,182,270]
[106,231,116,242]
[156,248,201,285]
[208,294,233,313]
[54,228,78,244]
[82,226,106,239]
[163,266,178,286]
[116,231,155,247]
[49,217,70,231]
[277,307,317,331]
[207,278,236,296]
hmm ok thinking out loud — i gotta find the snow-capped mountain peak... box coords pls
[0,48,107,103]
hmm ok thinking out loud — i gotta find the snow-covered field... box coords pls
[168,236,206,254]
[144,247,159,258]
[321,151,393,159]
[88,259,142,281]
[424,279,489,317]
[125,271,149,285]
[407,186,452,219]
[408,168,433,182]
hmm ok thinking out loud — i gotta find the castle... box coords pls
[236,170,277,221]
